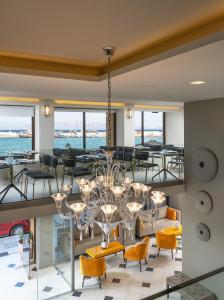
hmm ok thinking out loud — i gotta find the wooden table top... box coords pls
[86,241,125,259]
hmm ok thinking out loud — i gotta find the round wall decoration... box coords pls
[191,148,218,181]
[196,223,210,242]
[194,191,213,214]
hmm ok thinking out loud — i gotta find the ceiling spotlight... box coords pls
[190,81,206,85]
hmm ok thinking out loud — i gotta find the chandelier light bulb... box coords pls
[71,202,86,214]
[142,185,151,198]
[80,184,92,202]
[76,178,89,187]
[61,184,72,194]
[123,177,133,190]
[111,186,124,199]
[151,191,165,205]
[101,204,117,223]
[52,193,66,209]
[151,191,165,197]
[132,182,142,198]
[127,202,143,214]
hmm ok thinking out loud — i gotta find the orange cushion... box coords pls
[166,207,177,220]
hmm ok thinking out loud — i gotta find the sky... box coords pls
[0,117,31,130]
[54,111,106,130]
[0,111,163,130]
[135,111,163,130]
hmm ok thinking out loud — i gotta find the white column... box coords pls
[36,215,54,269]
[165,110,184,146]
[35,100,54,152]
[116,106,135,147]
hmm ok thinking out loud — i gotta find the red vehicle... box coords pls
[0,220,30,237]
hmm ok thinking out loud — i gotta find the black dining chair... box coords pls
[167,150,184,179]
[62,157,92,191]
[133,151,161,184]
[24,155,59,199]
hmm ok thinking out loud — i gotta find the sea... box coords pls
[0,132,163,155]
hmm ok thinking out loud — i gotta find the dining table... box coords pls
[0,158,37,203]
[151,150,178,181]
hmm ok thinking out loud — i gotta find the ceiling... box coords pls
[0,0,224,80]
[0,40,224,103]
[0,0,223,104]
[0,0,223,65]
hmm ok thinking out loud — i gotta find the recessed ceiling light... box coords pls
[190,81,206,85]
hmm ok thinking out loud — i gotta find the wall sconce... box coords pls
[127,108,133,119]
[43,104,50,116]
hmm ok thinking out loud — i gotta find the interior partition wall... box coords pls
[36,214,74,300]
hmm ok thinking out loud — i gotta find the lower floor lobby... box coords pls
[0,234,182,300]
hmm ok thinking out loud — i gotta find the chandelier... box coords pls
[52,47,165,248]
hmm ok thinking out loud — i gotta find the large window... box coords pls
[85,112,106,149]
[54,110,106,149]
[144,112,163,144]
[134,111,164,145]
[0,106,33,155]
[54,111,83,149]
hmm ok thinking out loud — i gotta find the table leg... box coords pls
[167,284,170,299]
[0,164,27,203]
[164,156,167,179]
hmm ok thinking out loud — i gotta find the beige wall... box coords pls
[116,108,135,147]
[183,99,224,277]
[165,110,184,146]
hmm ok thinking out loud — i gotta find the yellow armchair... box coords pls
[124,236,150,271]
[156,231,177,259]
[80,255,106,289]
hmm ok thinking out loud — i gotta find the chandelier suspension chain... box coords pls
[107,54,112,150]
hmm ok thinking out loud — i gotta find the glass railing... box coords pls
[36,214,73,300]
[142,266,224,299]
[0,145,184,204]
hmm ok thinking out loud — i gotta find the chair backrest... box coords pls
[156,232,177,250]
[100,146,117,151]
[63,158,76,168]
[135,236,150,260]
[124,147,134,162]
[53,148,63,157]
[50,156,58,168]
[135,151,149,161]
[79,255,106,277]
[42,154,52,166]
[67,148,77,159]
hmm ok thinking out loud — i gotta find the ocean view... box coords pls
[0,131,163,155]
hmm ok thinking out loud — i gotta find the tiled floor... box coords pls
[0,251,37,300]
[0,235,71,300]
[54,236,182,300]
[0,236,182,300]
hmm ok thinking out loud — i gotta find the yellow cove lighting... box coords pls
[134,104,181,111]
[190,81,206,85]
[55,99,124,107]
[0,97,39,103]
